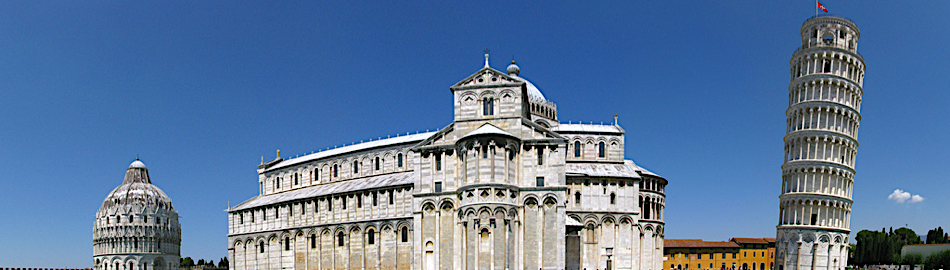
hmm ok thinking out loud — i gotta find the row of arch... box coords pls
[781,165,854,198]
[779,198,852,229]
[233,186,412,235]
[264,148,411,195]
[792,49,864,85]
[97,212,175,228]
[95,256,170,270]
[231,221,413,270]
[784,135,857,167]
[775,230,849,270]
[232,221,413,252]
[777,230,847,245]
[459,88,518,117]
[94,236,176,256]
[788,78,862,111]
[529,100,557,120]
[94,225,179,238]
[568,136,622,160]
[786,103,860,138]
[640,195,665,221]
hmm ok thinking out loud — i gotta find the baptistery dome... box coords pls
[93,159,180,270]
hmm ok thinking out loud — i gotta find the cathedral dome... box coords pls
[519,77,546,101]
[504,60,545,101]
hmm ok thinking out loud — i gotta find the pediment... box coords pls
[411,123,455,151]
[451,67,523,90]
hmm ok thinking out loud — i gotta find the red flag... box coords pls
[817,1,829,12]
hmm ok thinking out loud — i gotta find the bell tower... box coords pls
[775,14,864,270]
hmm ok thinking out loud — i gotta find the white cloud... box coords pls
[888,189,925,204]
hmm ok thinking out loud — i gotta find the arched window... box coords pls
[259,241,265,253]
[823,60,831,73]
[598,142,606,158]
[342,196,347,209]
[375,157,380,171]
[586,224,596,243]
[372,192,378,206]
[575,192,581,204]
[401,227,409,242]
[483,97,494,116]
[367,229,376,245]
[284,237,290,250]
[574,141,581,157]
[389,190,395,204]
[610,193,616,204]
[337,232,345,247]
[435,154,442,171]
[353,160,359,174]
[397,153,404,167]
[537,148,543,165]
[333,164,338,177]
[129,214,133,223]
[310,235,316,249]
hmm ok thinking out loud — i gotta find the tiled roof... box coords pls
[553,124,623,134]
[566,162,641,178]
[731,237,771,244]
[230,172,415,212]
[665,239,740,248]
[264,132,436,172]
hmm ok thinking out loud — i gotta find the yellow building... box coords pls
[730,238,775,270]
[664,239,740,270]
[664,238,775,270]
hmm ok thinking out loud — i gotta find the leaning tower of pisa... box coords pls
[775,14,864,270]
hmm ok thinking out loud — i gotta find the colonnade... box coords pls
[778,199,851,229]
[781,166,853,197]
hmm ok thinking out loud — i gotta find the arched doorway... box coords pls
[154,257,166,270]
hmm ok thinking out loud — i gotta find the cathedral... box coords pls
[227,55,668,270]
[94,159,182,270]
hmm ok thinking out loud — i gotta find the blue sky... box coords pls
[1,0,948,267]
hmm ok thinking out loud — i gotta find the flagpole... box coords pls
[815,0,818,16]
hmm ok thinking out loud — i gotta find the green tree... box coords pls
[925,250,950,270]
[180,257,195,267]
[927,227,947,244]
[853,227,922,265]
[902,253,923,265]
[218,257,230,268]
[197,259,205,266]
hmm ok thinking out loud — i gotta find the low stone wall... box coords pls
[0,268,92,270]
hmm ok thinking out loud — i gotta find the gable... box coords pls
[451,67,523,91]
